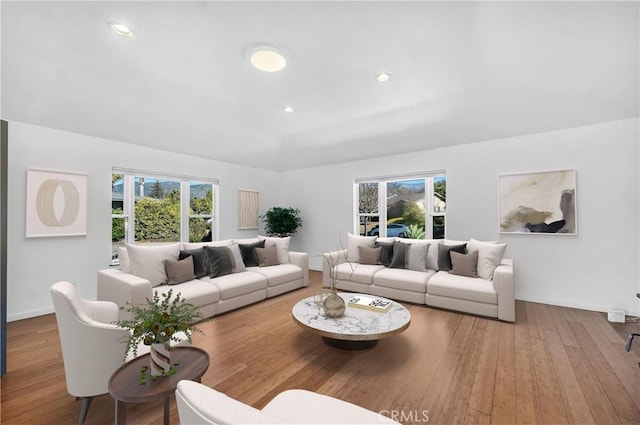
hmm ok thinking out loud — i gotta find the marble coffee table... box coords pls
[292,293,411,350]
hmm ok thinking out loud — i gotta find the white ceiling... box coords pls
[2,1,638,171]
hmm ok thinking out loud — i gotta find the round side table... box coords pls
[109,346,210,425]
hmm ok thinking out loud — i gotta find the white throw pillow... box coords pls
[347,233,377,263]
[400,238,440,270]
[182,240,232,250]
[118,247,130,273]
[406,243,430,272]
[232,238,261,245]
[258,236,290,264]
[228,244,247,272]
[126,243,181,287]
[467,238,507,281]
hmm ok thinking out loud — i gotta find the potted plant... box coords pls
[117,289,204,377]
[260,207,302,237]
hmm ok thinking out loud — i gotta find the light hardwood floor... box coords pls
[1,271,639,425]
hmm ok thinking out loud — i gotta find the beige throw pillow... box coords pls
[164,256,196,285]
[450,250,479,278]
[256,246,279,267]
[358,246,382,265]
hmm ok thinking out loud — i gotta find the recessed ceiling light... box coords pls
[376,73,391,82]
[249,46,287,72]
[282,106,295,113]
[109,21,134,38]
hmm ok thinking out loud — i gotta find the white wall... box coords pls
[7,121,278,321]
[279,118,640,316]
[7,118,640,320]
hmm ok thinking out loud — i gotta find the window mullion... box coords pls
[181,181,190,243]
[124,175,134,244]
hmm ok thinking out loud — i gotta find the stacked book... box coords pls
[347,296,392,312]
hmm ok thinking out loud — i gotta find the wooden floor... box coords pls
[1,271,639,425]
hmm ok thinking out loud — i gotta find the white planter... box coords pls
[149,342,171,376]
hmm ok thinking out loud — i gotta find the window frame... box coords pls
[111,168,219,263]
[354,171,446,239]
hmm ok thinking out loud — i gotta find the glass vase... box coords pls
[323,291,346,318]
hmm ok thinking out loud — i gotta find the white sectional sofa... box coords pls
[322,235,515,322]
[98,236,308,321]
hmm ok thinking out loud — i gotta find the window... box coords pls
[355,173,446,239]
[111,170,218,262]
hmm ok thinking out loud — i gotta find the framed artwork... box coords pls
[498,169,577,235]
[237,190,259,230]
[26,169,87,237]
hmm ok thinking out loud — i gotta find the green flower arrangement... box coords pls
[117,289,204,360]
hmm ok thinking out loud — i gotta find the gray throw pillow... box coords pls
[375,241,394,266]
[256,246,279,267]
[179,249,208,278]
[450,250,479,278]
[389,241,407,269]
[438,243,467,271]
[164,256,196,285]
[238,240,266,267]
[203,246,233,278]
[358,246,382,265]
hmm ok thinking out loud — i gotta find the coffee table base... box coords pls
[322,337,378,351]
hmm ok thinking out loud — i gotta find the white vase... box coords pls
[149,342,171,376]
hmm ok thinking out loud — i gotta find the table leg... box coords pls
[163,397,170,425]
[114,400,127,425]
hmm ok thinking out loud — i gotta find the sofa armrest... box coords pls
[97,269,153,321]
[288,251,309,287]
[85,299,121,324]
[492,258,515,322]
[322,249,348,287]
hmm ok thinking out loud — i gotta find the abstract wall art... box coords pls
[237,189,259,230]
[26,169,87,237]
[498,169,577,235]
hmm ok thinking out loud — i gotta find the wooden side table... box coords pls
[108,346,210,425]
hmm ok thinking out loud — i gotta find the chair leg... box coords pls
[78,397,94,425]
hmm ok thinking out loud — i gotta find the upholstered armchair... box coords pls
[175,380,399,424]
[50,281,148,425]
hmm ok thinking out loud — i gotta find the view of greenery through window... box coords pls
[357,176,446,239]
[111,173,215,260]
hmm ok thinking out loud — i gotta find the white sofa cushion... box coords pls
[467,238,507,281]
[258,235,291,264]
[247,264,303,287]
[347,233,377,263]
[336,262,383,285]
[126,243,180,287]
[373,267,435,293]
[154,279,220,307]
[203,271,267,300]
[427,271,498,304]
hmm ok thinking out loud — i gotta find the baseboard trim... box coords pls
[8,306,54,322]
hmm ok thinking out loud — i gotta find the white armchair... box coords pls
[175,380,399,424]
[50,281,148,425]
